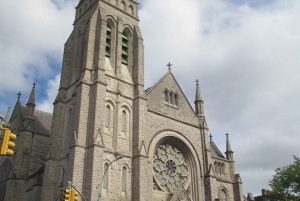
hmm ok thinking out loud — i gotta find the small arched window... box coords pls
[121,32,128,65]
[121,1,126,10]
[105,105,111,128]
[170,92,173,105]
[174,94,178,106]
[221,163,225,175]
[219,189,228,201]
[103,163,109,189]
[122,166,127,192]
[121,110,126,132]
[164,90,169,103]
[106,26,112,57]
[214,161,218,174]
[129,5,134,16]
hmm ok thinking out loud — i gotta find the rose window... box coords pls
[153,144,189,193]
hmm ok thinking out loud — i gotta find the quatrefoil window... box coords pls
[153,144,189,193]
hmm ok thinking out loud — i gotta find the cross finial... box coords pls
[33,83,36,88]
[209,134,213,141]
[196,79,199,85]
[167,62,172,71]
[225,133,229,137]
[17,91,22,99]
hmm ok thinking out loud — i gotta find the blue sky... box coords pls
[1,0,300,196]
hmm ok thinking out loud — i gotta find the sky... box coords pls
[0,0,300,196]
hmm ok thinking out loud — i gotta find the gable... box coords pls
[146,72,198,126]
[9,102,24,135]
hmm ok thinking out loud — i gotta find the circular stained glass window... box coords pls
[153,144,189,193]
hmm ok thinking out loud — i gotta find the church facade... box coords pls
[1,0,245,200]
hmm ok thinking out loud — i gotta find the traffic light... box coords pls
[63,188,71,201]
[0,127,16,156]
[72,189,79,201]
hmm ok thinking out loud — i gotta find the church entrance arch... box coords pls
[149,131,201,201]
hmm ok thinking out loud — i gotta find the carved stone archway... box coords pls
[149,131,201,201]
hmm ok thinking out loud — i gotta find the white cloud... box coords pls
[0,0,77,95]
[140,0,300,195]
[36,74,60,113]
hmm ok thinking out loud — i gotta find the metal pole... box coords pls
[68,181,87,201]
[98,156,123,201]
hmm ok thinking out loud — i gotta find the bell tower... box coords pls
[41,0,145,200]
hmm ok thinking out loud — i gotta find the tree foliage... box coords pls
[269,156,300,200]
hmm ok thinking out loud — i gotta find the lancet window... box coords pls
[122,166,127,192]
[122,32,129,65]
[106,26,112,57]
[105,105,111,129]
[103,163,109,189]
[121,110,126,133]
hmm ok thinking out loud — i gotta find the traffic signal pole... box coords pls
[68,181,86,201]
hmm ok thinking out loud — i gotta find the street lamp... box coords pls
[98,156,123,201]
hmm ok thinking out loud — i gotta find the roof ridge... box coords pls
[210,140,225,159]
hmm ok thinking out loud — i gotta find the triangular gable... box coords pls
[210,141,225,159]
[146,71,198,126]
[9,100,25,134]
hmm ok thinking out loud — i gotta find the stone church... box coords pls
[0,0,246,200]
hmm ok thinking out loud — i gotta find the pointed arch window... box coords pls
[121,32,128,65]
[122,166,127,192]
[105,105,111,128]
[174,94,178,106]
[164,90,169,103]
[103,163,109,189]
[121,110,126,132]
[219,189,228,201]
[106,26,112,57]
[129,5,134,16]
[170,92,173,105]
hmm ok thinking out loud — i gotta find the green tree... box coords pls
[269,156,300,200]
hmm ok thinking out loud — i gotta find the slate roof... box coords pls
[210,141,225,159]
[21,106,52,136]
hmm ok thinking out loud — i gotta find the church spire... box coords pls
[25,83,36,118]
[4,107,10,127]
[27,83,36,106]
[225,133,234,161]
[194,79,204,117]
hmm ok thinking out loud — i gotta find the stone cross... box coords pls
[17,91,22,100]
[167,62,172,71]
[209,134,213,141]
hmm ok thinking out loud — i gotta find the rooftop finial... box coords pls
[27,83,36,106]
[209,134,213,142]
[195,79,204,117]
[167,62,172,71]
[225,133,234,161]
[17,91,22,100]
